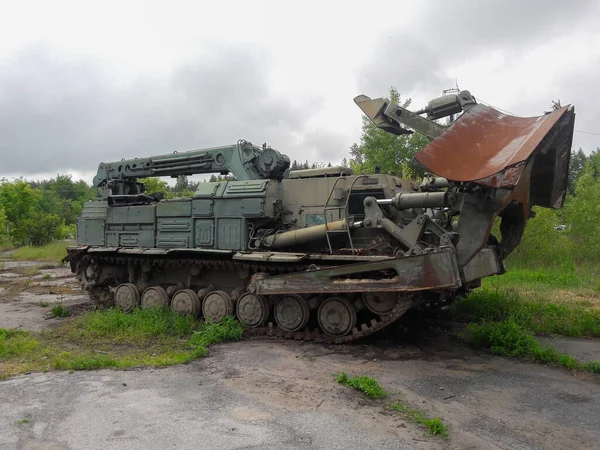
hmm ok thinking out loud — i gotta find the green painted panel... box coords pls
[157,235,189,248]
[213,199,265,217]
[192,199,214,217]
[108,205,155,224]
[120,234,139,246]
[138,231,155,247]
[194,220,214,247]
[216,218,244,250]
[223,180,268,197]
[157,217,191,249]
[77,218,105,246]
[194,182,220,197]
[105,230,154,248]
[157,218,192,232]
[156,200,192,217]
[80,200,108,219]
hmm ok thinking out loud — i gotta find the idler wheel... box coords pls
[274,295,309,332]
[171,289,201,317]
[363,292,397,315]
[114,283,140,313]
[202,290,233,323]
[317,297,357,337]
[236,293,269,328]
[141,286,170,309]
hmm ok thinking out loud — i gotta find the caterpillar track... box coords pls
[72,252,429,344]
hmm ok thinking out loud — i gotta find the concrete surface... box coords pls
[1,339,599,450]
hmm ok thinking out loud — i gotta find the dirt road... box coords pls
[1,260,599,449]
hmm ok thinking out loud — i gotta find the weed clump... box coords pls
[389,401,449,437]
[336,372,387,399]
[189,316,244,349]
[50,303,70,318]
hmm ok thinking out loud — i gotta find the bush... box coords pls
[10,212,64,247]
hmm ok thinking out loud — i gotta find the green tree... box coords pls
[0,178,43,224]
[173,175,189,192]
[10,212,64,247]
[0,206,8,245]
[349,87,429,177]
[563,160,600,262]
[568,148,587,195]
[142,177,169,195]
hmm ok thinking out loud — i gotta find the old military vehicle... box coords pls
[65,90,575,343]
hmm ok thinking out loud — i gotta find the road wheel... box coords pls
[318,297,356,337]
[236,293,269,328]
[141,286,170,309]
[274,295,309,332]
[171,289,201,317]
[115,283,140,313]
[202,290,233,323]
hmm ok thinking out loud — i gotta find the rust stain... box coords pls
[415,104,571,186]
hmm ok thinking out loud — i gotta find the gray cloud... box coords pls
[358,0,597,98]
[357,0,600,152]
[0,44,328,179]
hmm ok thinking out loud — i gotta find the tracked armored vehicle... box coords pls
[65,90,575,343]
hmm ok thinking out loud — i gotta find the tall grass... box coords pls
[450,288,600,338]
[12,241,68,263]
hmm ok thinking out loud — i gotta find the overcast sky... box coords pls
[1,0,599,183]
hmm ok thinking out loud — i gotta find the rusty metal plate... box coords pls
[252,249,462,295]
[414,104,574,187]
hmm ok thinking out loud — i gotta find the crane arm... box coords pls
[93,140,290,196]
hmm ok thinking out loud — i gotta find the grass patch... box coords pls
[12,242,68,263]
[449,284,600,375]
[39,301,50,307]
[75,306,199,343]
[335,372,449,438]
[50,303,70,318]
[463,319,600,374]
[450,288,600,338]
[15,419,31,425]
[0,309,244,379]
[389,401,449,437]
[489,266,586,289]
[336,372,387,399]
[53,354,119,370]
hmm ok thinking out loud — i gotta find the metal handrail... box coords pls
[323,175,367,253]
